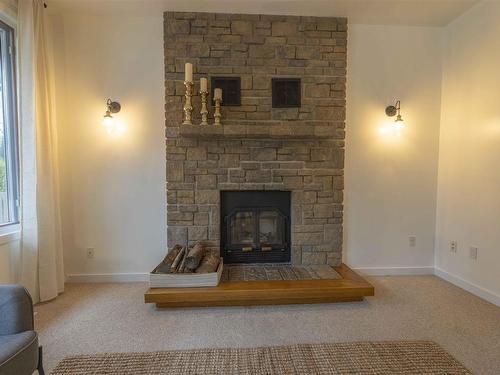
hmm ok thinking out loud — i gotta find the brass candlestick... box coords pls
[213,96,222,125]
[182,81,194,125]
[199,90,209,126]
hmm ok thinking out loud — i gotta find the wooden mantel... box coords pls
[145,264,374,308]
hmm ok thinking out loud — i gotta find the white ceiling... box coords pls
[49,0,480,27]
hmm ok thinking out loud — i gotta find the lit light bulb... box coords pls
[394,114,405,130]
[102,111,115,133]
[385,100,406,133]
[102,99,123,135]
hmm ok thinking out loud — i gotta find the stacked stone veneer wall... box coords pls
[165,12,347,265]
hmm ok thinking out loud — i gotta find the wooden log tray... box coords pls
[149,258,223,288]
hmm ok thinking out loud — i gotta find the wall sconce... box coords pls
[102,99,121,133]
[385,100,405,129]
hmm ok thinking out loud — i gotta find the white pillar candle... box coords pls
[200,77,208,92]
[185,63,193,82]
[214,88,222,100]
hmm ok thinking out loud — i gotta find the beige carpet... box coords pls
[52,341,470,375]
[222,264,341,281]
[34,276,500,374]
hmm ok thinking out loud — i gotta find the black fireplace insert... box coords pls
[220,191,291,264]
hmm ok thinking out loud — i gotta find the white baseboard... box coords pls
[66,273,149,283]
[434,267,500,307]
[65,268,500,307]
[352,266,435,276]
[67,267,436,282]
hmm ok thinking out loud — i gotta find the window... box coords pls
[0,20,19,226]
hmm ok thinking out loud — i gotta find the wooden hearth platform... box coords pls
[145,264,374,308]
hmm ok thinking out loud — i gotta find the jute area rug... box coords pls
[52,341,471,375]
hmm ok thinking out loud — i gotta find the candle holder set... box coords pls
[182,63,223,126]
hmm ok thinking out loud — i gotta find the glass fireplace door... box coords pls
[221,191,291,264]
[229,211,256,246]
[259,210,284,247]
[225,208,288,262]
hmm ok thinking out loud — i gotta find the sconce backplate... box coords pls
[106,98,121,114]
[385,105,397,117]
[109,101,121,114]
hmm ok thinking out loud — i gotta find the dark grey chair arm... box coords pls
[0,285,34,335]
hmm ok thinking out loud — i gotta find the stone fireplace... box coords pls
[165,12,347,266]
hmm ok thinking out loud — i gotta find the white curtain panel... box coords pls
[18,0,64,302]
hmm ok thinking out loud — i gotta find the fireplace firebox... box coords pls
[221,191,291,264]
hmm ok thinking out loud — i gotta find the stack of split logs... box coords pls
[155,243,221,274]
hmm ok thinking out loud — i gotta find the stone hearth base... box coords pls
[222,264,341,281]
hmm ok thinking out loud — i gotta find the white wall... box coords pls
[435,1,500,304]
[345,25,442,274]
[49,10,445,279]
[50,13,167,280]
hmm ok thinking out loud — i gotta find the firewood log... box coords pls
[185,243,205,270]
[170,246,186,273]
[155,245,182,274]
[195,253,220,274]
[177,249,187,273]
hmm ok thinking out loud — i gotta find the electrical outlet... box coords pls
[86,247,95,259]
[450,241,457,253]
[469,246,478,260]
[409,236,416,247]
